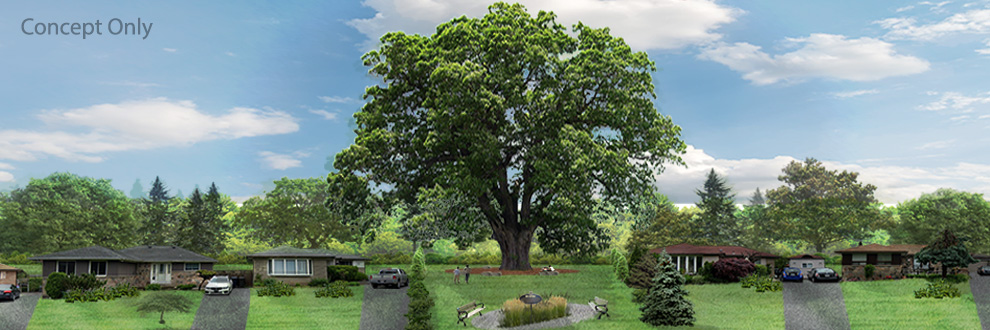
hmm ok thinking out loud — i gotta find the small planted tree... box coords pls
[915,229,978,278]
[614,253,629,282]
[45,272,69,299]
[640,250,695,327]
[135,291,193,325]
[713,258,755,282]
[627,253,658,289]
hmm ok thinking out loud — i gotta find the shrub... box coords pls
[315,280,353,298]
[614,253,629,282]
[27,277,44,292]
[594,255,611,265]
[906,273,968,283]
[423,253,449,265]
[411,247,426,279]
[698,262,721,283]
[308,278,331,287]
[501,295,567,327]
[754,264,769,277]
[632,288,648,304]
[45,272,69,299]
[369,253,412,265]
[64,283,139,303]
[177,284,197,290]
[627,254,658,289]
[145,284,162,291]
[256,278,279,287]
[328,265,364,282]
[773,258,788,270]
[740,274,781,292]
[108,283,140,298]
[214,253,247,264]
[530,253,567,265]
[864,264,876,279]
[713,258,755,282]
[1,252,33,265]
[257,280,295,297]
[66,273,106,291]
[915,280,961,299]
[688,275,706,285]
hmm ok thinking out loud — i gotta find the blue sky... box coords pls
[2,0,990,205]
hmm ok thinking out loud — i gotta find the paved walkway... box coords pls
[783,281,851,330]
[0,292,40,330]
[359,284,409,330]
[191,288,250,330]
[472,303,597,330]
[969,263,990,330]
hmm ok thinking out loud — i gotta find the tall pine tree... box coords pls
[640,250,695,327]
[626,252,658,289]
[201,183,229,254]
[140,177,178,245]
[130,179,145,199]
[694,169,741,245]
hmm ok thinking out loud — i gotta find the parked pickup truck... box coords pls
[369,268,409,289]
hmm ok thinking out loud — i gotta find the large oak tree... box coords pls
[333,2,685,269]
[892,188,990,254]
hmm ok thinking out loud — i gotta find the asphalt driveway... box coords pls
[969,263,990,330]
[191,288,250,330]
[359,284,408,330]
[0,292,40,330]
[783,281,851,330]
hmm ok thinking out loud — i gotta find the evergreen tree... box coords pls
[749,188,765,205]
[130,179,145,199]
[694,169,740,245]
[737,187,774,252]
[915,229,978,278]
[175,188,211,253]
[140,177,177,245]
[149,177,169,203]
[626,252,658,289]
[175,189,185,200]
[640,250,695,327]
[200,183,229,254]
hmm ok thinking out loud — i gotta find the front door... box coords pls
[150,263,171,284]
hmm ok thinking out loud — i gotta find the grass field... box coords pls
[245,286,363,329]
[213,264,253,271]
[9,263,41,276]
[842,279,981,329]
[27,291,203,330]
[371,264,784,330]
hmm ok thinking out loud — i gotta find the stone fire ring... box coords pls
[471,303,596,330]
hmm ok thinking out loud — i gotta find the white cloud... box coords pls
[832,89,880,98]
[100,81,161,88]
[0,163,13,170]
[257,151,309,170]
[0,171,12,183]
[0,98,298,162]
[916,139,956,150]
[977,39,990,54]
[163,48,177,53]
[309,109,338,120]
[653,145,990,204]
[225,51,236,57]
[877,9,990,40]
[318,96,359,104]
[897,5,916,12]
[347,0,742,50]
[919,91,990,111]
[699,34,930,85]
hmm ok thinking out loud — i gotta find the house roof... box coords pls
[117,246,218,263]
[789,254,824,260]
[650,243,779,258]
[834,244,926,255]
[30,245,216,263]
[29,246,131,261]
[0,263,21,271]
[247,246,370,260]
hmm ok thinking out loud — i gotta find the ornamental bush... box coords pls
[308,278,331,287]
[177,284,197,290]
[257,280,295,297]
[914,280,961,299]
[626,254,658,289]
[28,277,44,292]
[315,280,353,298]
[145,283,161,291]
[864,264,876,279]
[754,264,769,277]
[614,253,629,282]
[740,274,781,292]
[45,272,69,299]
[713,258,755,282]
[327,266,362,282]
[66,273,106,291]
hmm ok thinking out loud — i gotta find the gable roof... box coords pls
[650,243,779,258]
[0,263,21,271]
[789,254,824,260]
[247,246,370,260]
[834,244,926,255]
[29,246,131,261]
[30,245,216,263]
[117,246,217,263]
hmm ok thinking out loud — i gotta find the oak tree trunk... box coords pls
[494,226,535,270]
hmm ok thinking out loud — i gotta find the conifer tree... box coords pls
[626,252,658,289]
[640,250,695,327]
[130,179,145,199]
[140,177,177,245]
[694,169,740,245]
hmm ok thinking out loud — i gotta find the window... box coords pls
[878,253,892,265]
[802,263,814,268]
[338,260,353,266]
[90,261,107,276]
[268,259,312,276]
[1,272,5,279]
[57,261,75,274]
[852,254,866,265]
[184,263,200,271]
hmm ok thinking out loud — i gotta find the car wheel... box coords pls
[372,284,378,289]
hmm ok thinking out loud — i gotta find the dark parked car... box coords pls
[781,267,803,282]
[978,266,990,276]
[809,267,839,282]
[0,284,20,301]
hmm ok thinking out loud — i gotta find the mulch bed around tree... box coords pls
[443,267,579,275]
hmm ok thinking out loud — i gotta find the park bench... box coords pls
[456,301,486,326]
[588,296,609,319]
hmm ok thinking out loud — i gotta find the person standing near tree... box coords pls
[464,265,471,284]
[454,267,461,284]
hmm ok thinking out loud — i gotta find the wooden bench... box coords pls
[457,301,485,326]
[588,296,609,319]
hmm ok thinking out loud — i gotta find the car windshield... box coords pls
[786,270,799,275]
[817,269,834,274]
[0,285,12,290]
[381,269,398,274]
[211,277,230,283]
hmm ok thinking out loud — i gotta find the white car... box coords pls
[205,276,232,295]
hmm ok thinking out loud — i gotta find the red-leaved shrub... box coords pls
[713,258,755,282]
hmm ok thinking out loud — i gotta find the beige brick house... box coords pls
[30,245,216,288]
[249,246,369,286]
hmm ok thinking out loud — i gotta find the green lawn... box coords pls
[213,264,253,271]
[27,291,203,330]
[369,264,783,330]
[245,286,363,329]
[10,263,41,276]
[842,279,981,329]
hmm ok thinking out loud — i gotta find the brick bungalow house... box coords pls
[0,263,21,285]
[650,243,779,274]
[248,246,369,285]
[834,244,926,280]
[30,245,216,288]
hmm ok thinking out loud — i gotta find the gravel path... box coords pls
[783,281,851,330]
[359,284,409,330]
[191,288,250,330]
[0,292,40,330]
[969,263,990,330]
[471,303,597,330]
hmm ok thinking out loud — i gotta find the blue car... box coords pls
[781,267,803,282]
